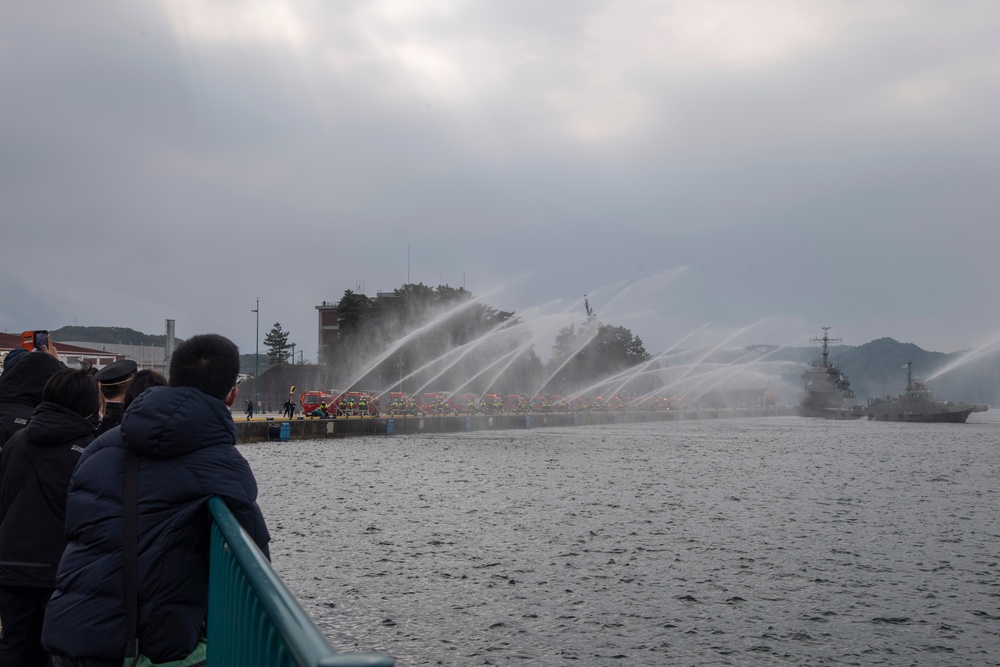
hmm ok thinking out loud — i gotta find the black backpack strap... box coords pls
[123,451,140,662]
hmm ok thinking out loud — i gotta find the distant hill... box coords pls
[50,326,269,376]
[50,326,175,347]
[793,337,997,405]
[669,337,998,405]
[831,338,948,400]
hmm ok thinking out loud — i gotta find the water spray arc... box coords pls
[925,333,1000,382]
[306,273,827,417]
[338,287,507,392]
[376,315,538,400]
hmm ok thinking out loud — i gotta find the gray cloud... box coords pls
[3,1,999,358]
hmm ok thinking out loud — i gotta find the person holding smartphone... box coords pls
[0,336,64,448]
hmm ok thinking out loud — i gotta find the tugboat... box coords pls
[865,362,988,423]
[799,327,865,419]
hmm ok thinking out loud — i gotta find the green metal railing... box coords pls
[207,497,395,667]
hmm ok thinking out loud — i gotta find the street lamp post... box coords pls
[252,299,259,412]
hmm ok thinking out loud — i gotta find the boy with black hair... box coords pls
[43,334,270,666]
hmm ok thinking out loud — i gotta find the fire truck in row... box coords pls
[299,390,675,417]
[299,390,379,417]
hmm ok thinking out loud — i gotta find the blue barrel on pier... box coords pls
[386,419,395,435]
[279,422,290,442]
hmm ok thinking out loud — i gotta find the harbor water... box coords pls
[242,412,1000,666]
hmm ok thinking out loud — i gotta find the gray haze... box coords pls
[3,1,999,359]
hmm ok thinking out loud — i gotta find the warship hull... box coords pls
[800,404,867,420]
[864,405,981,423]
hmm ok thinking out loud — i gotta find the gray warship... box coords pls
[799,328,865,419]
[864,362,988,423]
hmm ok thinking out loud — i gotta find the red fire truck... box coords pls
[383,391,411,415]
[337,390,378,416]
[417,392,453,415]
[300,390,335,417]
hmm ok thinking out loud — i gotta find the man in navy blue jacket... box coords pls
[42,334,270,666]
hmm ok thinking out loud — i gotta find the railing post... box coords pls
[207,497,394,667]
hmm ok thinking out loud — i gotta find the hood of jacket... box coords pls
[0,352,64,406]
[21,401,97,447]
[120,385,237,459]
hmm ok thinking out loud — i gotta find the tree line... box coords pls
[264,283,655,397]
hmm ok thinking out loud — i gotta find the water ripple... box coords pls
[243,413,1000,666]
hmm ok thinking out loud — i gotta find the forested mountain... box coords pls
[49,326,267,376]
[50,326,174,347]
[752,337,996,405]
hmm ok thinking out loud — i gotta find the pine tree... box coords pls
[264,322,291,366]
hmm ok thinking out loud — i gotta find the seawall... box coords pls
[235,407,797,443]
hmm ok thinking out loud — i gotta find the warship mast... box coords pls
[811,327,842,369]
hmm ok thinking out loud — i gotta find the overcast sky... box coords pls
[3,1,999,361]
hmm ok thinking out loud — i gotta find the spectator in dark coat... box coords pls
[42,334,270,666]
[0,368,100,666]
[0,344,65,447]
[122,369,167,410]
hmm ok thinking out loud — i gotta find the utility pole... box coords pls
[252,299,259,410]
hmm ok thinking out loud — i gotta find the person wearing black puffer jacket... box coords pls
[42,334,270,667]
[0,367,100,667]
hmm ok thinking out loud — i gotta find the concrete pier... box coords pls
[235,407,797,443]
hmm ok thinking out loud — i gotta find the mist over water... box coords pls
[322,273,811,408]
[243,412,1000,666]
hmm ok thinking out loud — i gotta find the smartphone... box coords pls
[20,330,49,350]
